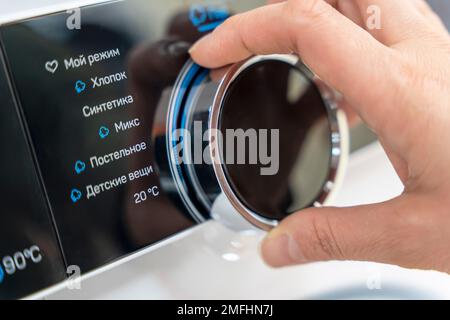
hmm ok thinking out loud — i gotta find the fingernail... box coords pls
[188,45,196,55]
[189,33,212,54]
[260,230,307,267]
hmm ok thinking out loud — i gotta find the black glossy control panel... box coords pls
[0,55,66,299]
[0,0,262,299]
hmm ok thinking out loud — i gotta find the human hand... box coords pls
[190,0,450,272]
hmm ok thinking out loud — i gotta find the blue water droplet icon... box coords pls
[74,160,86,174]
[75,80,86,94]
[99,126,110,139]
[70,188,82,203]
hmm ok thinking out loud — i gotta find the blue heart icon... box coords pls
[70,189,82,203]
[74,160,86,174]
[99,126,110,139]
[75,80,86,94]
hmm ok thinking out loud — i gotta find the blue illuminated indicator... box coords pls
[75,80,86,93]
[74,160,86,174]
[190,4,208,27]
[98,126,110,139]
[70,188,82,203]
[189,4,230,33]
[0,265,4,284]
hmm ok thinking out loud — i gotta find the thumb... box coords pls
[260,196,413,267]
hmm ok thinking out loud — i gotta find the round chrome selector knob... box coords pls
[167,54,348,230]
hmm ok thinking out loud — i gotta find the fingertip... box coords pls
[260,233,290,268]
[260,229,307,268]
[189,34,215,67]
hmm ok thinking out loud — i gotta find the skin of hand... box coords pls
[189,0,450,272]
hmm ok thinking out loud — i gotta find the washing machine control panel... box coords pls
[0,0,266,299]
[0,0,350,299]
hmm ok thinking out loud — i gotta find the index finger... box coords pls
[189,0,399,135]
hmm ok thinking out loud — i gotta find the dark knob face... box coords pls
[217,59,334,222]
[167,55,346,230]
